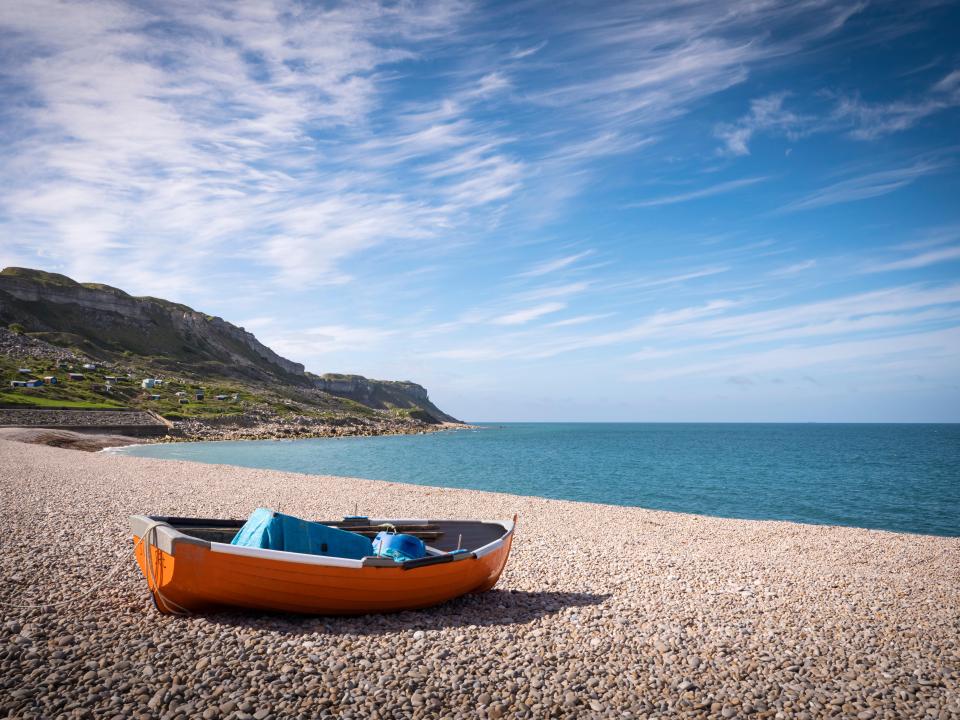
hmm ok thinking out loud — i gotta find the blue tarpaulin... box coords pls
[230,508,373,560]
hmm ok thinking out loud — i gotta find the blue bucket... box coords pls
[372,531,427,562]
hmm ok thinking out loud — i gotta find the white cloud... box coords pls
[517,251,593,278]
[265,324,396,359]
[240,316,276,331]
[429,282,960,364]
[715,93,811,156]
[630,326,960,383]
[862,245,960,273]
[769,260,817,276]
[490,302,566,326]
[0,0,475,291]
[834,68,960,140]
[720,67,960,155]
[631,177,768,208]
[608,267,730,291]
[545,314,613,328]
[776,160,948,213]
[0,0,891,301]
[509,41,547,60]
[511,282,591,301]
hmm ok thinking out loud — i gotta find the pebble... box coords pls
[0,438,957,720]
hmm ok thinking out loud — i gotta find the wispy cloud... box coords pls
[430,282,960,365]
[715,94,812,156]
[516,251,593,278]
[863,245,960,273]
[509,41,547,60]
[895,225,960,251]
[769,260,817,276]
[834,68,960,140]
[720,67,960,155]
[776,161,948,213]
[610,267,730,290]
[0,0,485,290]
[511,282,591,301]
[265,324,397,359]
[490,302,566,325]
[631,326,960,383]
[0,0,900,298]
[630,177,768,208]
[545,313,613,328]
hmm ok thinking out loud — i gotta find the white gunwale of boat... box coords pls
[130,515,515,569]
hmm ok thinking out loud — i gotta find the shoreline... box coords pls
[2,438,958,719]
[0,418,475,452]
[160,417,474,444]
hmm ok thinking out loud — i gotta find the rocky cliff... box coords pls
[0,267,305,382]
[313,373,457,423]
[0,267,458,423]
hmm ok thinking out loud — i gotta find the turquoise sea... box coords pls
[117,423,960,537]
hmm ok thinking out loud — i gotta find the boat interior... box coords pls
[149,515,509,554]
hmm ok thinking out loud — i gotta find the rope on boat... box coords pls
[140,520,191,616]
[0,520,189,615]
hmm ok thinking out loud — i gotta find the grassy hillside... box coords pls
[0,348,371,421]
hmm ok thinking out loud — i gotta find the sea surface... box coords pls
[116,423,960,536]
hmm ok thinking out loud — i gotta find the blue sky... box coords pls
[1,1,959,422]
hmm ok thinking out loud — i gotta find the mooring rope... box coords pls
[139,520,191,615]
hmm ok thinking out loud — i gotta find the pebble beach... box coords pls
[1,438,958,720]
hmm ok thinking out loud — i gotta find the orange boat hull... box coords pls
[131,517,515,615]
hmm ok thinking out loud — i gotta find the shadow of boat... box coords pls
[190,589,609,634]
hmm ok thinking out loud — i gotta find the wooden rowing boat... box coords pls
[129,514,516,615]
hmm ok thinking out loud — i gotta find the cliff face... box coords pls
[0,267,306,383]
[313,374,457,423]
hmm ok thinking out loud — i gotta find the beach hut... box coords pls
[82,363,97,370]
[43,376,58,385]
[18,368,31,374]
[142,378,156,389]
[68,373,84,381]
[149,393,161,401]
[215,394,228,401]
[24,379,43,388]
[154,379,164,387]
[9,380,27,388]
[195,391,205,401]
[179,398,189,405]
[175,391,186,397]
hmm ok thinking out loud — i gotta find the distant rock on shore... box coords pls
[167,414,467,442]
[0,427,141,451]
